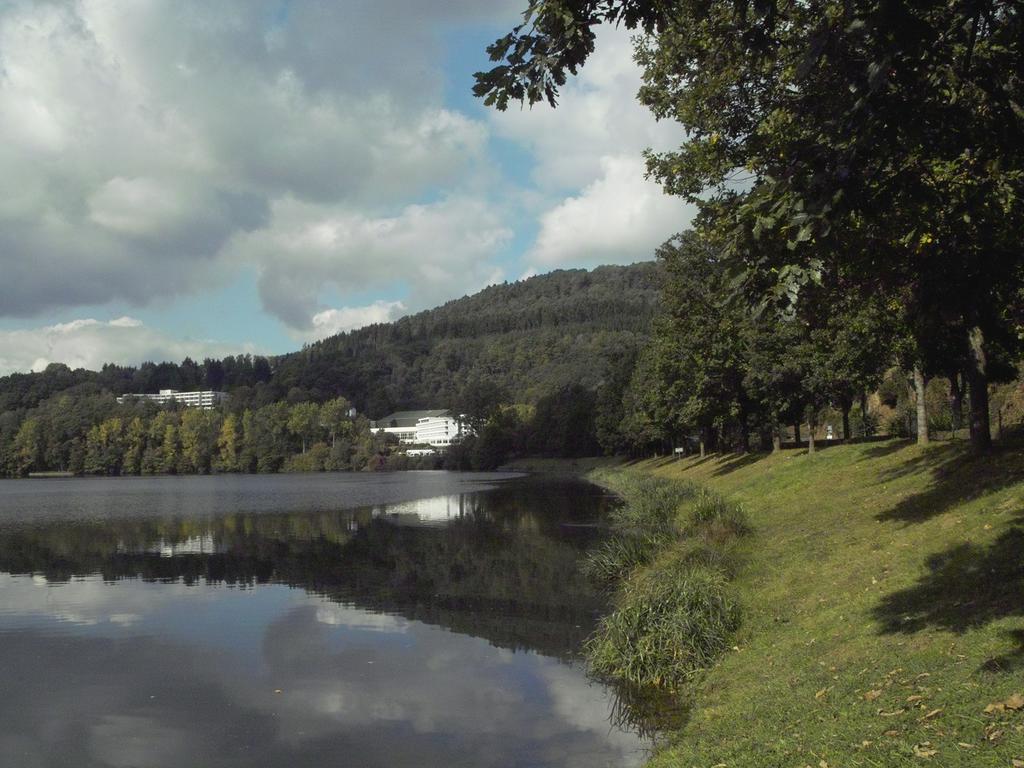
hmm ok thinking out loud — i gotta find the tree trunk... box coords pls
[913,366,929,445]
[948,373,963,437]
[739,417,750,454]
[966,325,992,451]
[793,422,801,445]
[699,439,706,459]
[807,411,817,454]
[842,404,852,442]
[772,429,781,453]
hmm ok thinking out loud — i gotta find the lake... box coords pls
[0,472,649,768]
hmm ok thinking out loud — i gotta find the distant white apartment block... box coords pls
[117,389,227,409]
[371,409,471,448]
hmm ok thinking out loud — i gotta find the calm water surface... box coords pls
[0,472,648,767]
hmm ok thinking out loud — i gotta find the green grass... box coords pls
[627,439,1024,767]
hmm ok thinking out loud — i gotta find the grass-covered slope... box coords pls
[638,439,1024,767]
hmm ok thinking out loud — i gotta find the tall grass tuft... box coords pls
[583,533,665,586]
[687,489,750,539]
[590,469,697,536]
[586,558,741,690]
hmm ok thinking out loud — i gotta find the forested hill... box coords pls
[274,263,661,416]
[0,263,661,418]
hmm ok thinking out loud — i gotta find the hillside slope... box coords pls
[271,263,661,416]
[636,440,1023,767]
[0,263,661,417]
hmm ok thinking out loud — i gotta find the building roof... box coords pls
[371,410,450,429]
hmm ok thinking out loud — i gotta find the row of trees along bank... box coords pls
[476,0,1023,454]
[1,396,392,477]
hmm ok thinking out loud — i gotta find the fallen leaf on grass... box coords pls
[912,742,938,758]
[816,687,829,700]
[956,742,975,748]
[907,695,925,704]
[884,729,900,737]
[919,708,943,721]
[864,689,883,701]
[1012,759,1024,768]
[879,708,907,717]
[986,694,1024,715]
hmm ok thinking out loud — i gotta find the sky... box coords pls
[0,0,695,376]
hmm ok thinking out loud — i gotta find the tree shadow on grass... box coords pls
[711,452,766,477]
[857,439,913,460]
[874,444,1024,525]
[980,629,1024,673]
[873,513,1024,673]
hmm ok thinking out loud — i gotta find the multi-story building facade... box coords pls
[116,389,227,409]
[371,409,470,448]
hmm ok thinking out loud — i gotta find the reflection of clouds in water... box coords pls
[314,602,408,632]
[90,716,192,768]
[258,604,646,766]
[536,658,648,758]
[0,573,216,628]
[0,582,646,768]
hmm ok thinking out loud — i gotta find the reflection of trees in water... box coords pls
[0,481,611,659]
[605,682,692,743]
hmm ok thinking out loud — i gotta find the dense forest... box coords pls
[0,264,659,476]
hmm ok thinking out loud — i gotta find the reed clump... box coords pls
[584,469,750,691]
[586,556,741,689]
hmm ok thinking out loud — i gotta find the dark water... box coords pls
[0,472,648,768]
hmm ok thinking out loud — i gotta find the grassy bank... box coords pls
[613,439,1023,767]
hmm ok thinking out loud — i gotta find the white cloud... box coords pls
[226,196,512,330]
[0,317,254,376]
[490,26,680,192]
[0,1,683,336]
[490,25,693,269]
[310,301,407,340]
[0,0,506,322]
[526,155,692,267]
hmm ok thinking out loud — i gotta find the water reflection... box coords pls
[0,475,647,767]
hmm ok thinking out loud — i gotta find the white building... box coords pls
[414,414,466,447]
[117,389,227,409]
[371,409,471,448]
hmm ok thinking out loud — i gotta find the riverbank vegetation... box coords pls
[583,471,749,690]
[594,441,1024,767]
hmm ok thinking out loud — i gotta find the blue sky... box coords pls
[0,1,694,374]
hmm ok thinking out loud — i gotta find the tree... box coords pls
[318,397,352,450]
[216,413,241,472]
[13,417,44,476]
[477,1,1024,452]
[287,402,321,454]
